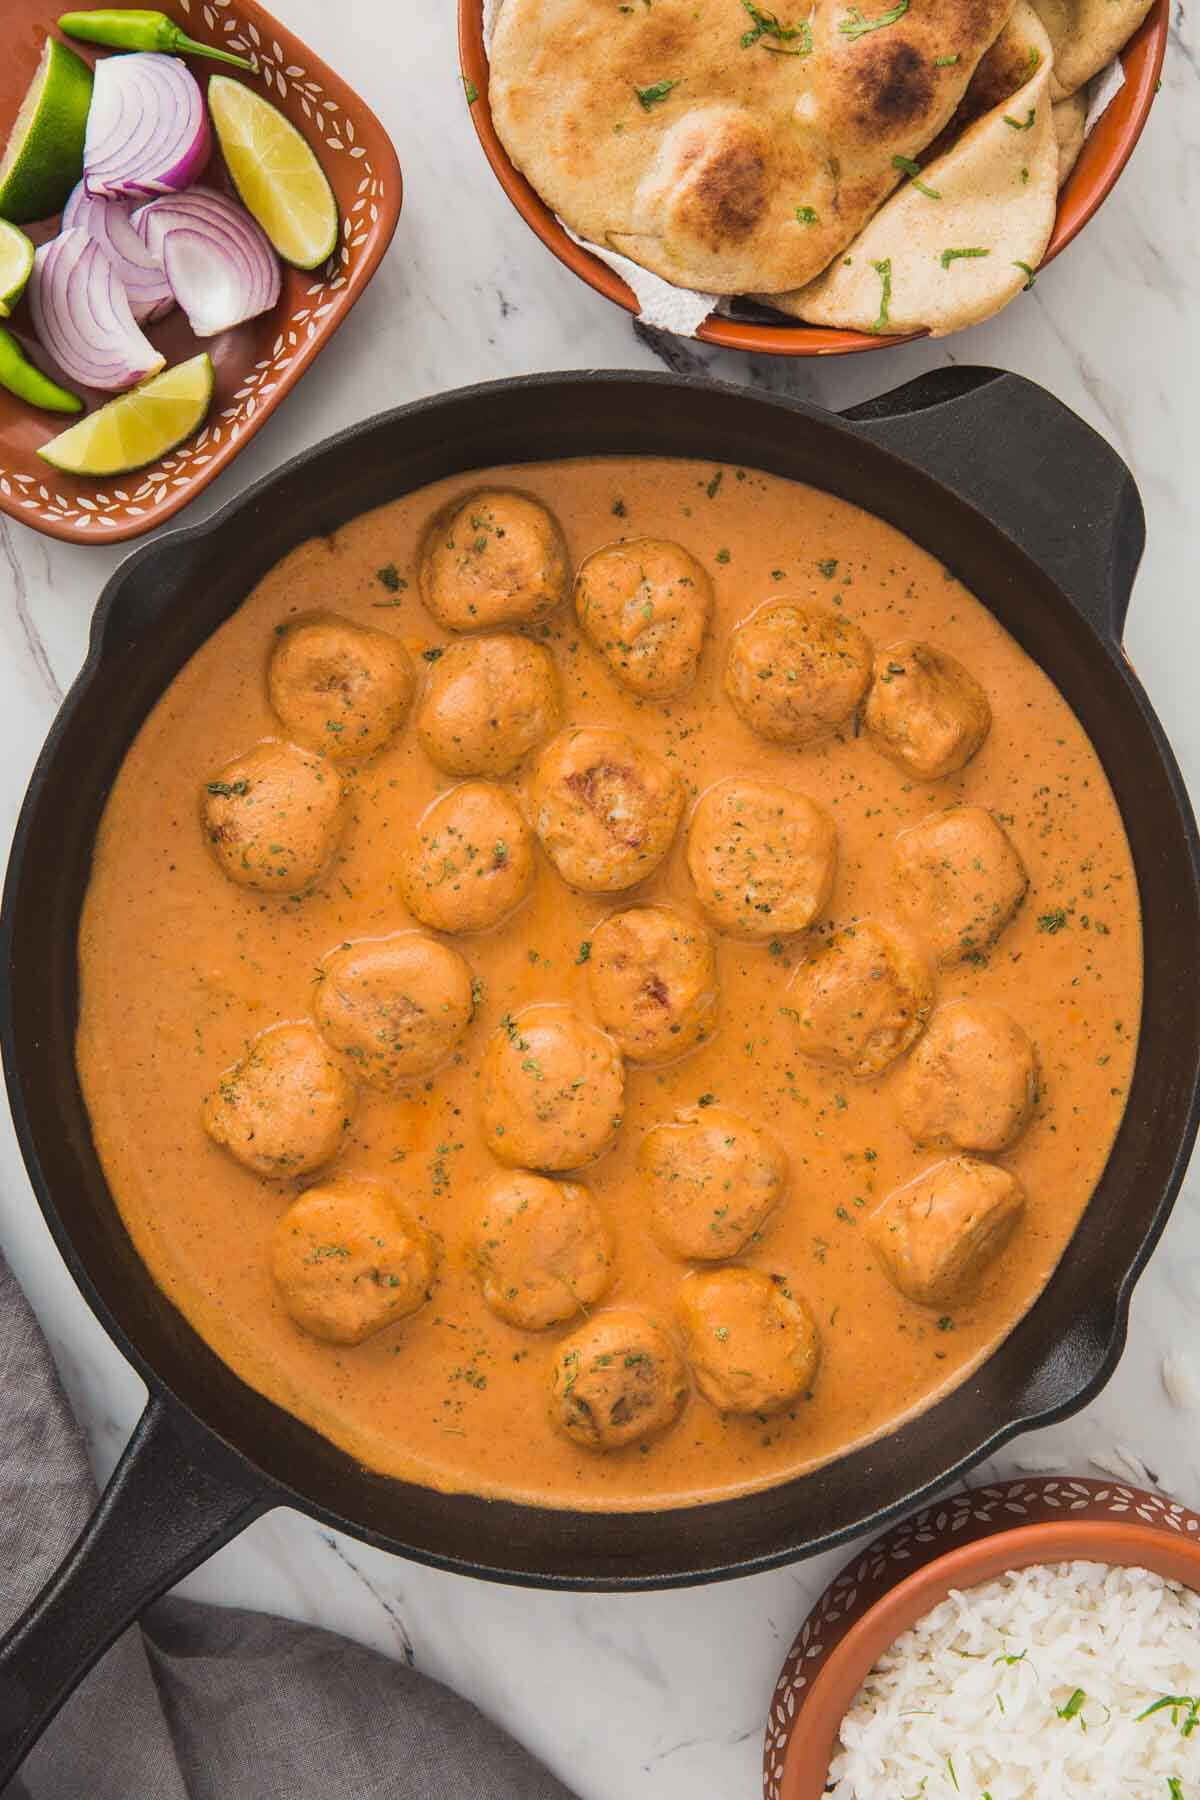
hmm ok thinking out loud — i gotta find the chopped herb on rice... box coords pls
[825,1562,1200,1798]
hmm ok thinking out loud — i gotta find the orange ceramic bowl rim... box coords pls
[459,0,1167,356]
[766,1479,1200,1799]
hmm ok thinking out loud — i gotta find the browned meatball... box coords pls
[314,934,475,1089]
[480,1005,625,1171]
[201,740,346,895]
[549,1309,689,1451]
[267,614,416,761]
[202,1022,353,1178]
[416,634,562,776]
[895,807,1028,967]
[639,1106,786,1261]
[401,782,534,934]
[896,1000,1038,1152]
[271,1177,437,1345]
[474,1171,614,1329]
[418,488,569,631]
[531,727,684,893]
[867,1156,1026,1306]
[724,603,873,746]
[786,920,933,1077]
[864,640,992,780]
[587,906,717,1064]
[575,538,713,699]
[677,1267,820,1416]
[686,778,838,941]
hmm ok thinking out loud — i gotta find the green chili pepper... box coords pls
[0,328,83,414]
[58,10,254,68]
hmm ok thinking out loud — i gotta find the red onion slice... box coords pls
[83,53,210,200]
[29,229,165,392]
[134,187,280,335]
[61,182,174,324]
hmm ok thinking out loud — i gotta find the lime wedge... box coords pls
[207,74,339,270]
[39,352,214,475]
[0,38,93,225]
[0,221,34,316]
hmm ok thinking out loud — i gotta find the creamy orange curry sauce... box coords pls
[77,458,1142,1511]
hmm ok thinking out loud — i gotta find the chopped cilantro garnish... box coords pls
[869,257,892,332]
[839,0,909,37]
[892,153,941,199]
[634,78,679,109]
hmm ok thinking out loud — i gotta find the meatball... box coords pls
[724,603,873,747]
[401,782,534,934]
[896,1000,1038,1153]
[267,614,416,761]
[677,1267,820,1416]
[474,1171,614,1330]
[786,920,933,1077]
[418,488,569,632]
[867,1156,1026,1306]
[865,640,992,780]
[531,727,684,893]
[587,905,717,1064]
[314,933,475,1089]
[639,1106,786,1261]
[574,538,713,699]
[201,740,346,895]
[480,1005,625,1171]
[549,1308,689,1451]
[895,807,1028,967]
[416,634,561,777]
[271,1177,437,1345]
[202,1022,353,1179]
[686,777,837,941]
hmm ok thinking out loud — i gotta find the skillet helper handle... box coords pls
[0,1393,267,1791]
[841,366,1145,646]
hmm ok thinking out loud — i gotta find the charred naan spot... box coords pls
[852,41,934,133]
[691,135,767,242]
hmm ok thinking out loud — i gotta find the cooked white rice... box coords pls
[826,1561,1200,1799]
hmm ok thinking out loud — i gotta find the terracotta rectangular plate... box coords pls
[0,0,402,543]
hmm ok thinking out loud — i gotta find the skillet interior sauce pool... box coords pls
[76,458,1142,1511]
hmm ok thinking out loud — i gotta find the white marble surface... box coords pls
[2,4,1199,1796]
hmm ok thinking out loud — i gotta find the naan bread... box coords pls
[1028,0,1155,94]
[770,3,1056,335]
[925,0,1051,154]
[1054,91,1087,185]
[489,0,1017,295]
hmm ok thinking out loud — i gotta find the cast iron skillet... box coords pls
[1,368,1198,1786]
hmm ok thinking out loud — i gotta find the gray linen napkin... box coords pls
[0,1250,577,1800]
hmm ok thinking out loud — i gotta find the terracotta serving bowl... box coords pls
[765,1475,1200,1798]
[0,0,402,543]
[459,0,1167,357]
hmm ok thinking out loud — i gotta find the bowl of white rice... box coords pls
[764,1477,1200,1800]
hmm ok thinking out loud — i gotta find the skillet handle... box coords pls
[841,366,1145,646]
[0,1393,268,1791]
